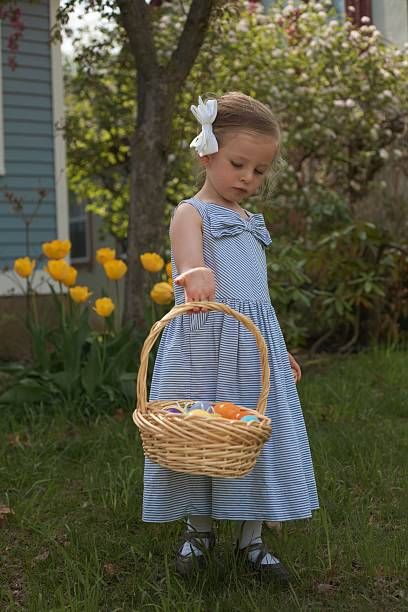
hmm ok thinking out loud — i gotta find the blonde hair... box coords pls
[193,91,286,197]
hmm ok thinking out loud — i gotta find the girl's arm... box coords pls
[170,203,216,312]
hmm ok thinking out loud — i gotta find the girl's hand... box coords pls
[288,351,302,383]
[174,266,216,313]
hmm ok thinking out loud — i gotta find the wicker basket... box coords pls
[133,301,272,478]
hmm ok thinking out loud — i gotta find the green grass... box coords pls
[1,346,407,611]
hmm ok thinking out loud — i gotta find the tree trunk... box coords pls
[124,78,174,328]
[117,0,218,328]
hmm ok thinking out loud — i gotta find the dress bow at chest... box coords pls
[209,213,272,247]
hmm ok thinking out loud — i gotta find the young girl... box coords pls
[142,91,319,579]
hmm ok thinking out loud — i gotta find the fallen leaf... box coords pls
[32,549,50,566]
[103,562,119,576]
[7,433,30,447]
[113,408,126,422]
[0,504,15,525]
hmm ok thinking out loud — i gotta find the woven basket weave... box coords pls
[133,301,272,478]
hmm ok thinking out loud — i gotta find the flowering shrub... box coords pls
[64,0,407,349]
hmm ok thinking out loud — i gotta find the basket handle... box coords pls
[136,300,271,415]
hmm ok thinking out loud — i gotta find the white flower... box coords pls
[379,149,389,160]
[350,180,361,191]
[272,48,283,58]
[350,30,360,41]
[334,99,346,107]
[393,149,403,159]
[361,16,370,24]
[345,98,355,108]
[236,19,249,33]
[370,127,379,139]
[286,68,295,76]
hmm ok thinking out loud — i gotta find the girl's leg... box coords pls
[178,515,213,557]
[237,520,282,566]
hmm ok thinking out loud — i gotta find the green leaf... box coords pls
[81,341,103,398]
[0,379,51,404]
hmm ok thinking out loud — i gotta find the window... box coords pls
[345,1,372,26]
[69,191,91,263]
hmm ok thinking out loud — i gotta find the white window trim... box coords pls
[50,0,69,250]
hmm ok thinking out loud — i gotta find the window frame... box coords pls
[69,197,93,265]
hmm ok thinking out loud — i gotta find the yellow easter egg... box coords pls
[187,409,212,418]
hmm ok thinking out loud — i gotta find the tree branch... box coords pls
[116,0,159,79]
[166,0,216,90]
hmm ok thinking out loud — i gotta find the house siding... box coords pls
[0,0,57,267]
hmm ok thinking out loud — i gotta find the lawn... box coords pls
[1,346,407,611]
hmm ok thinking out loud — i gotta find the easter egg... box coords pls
[187,409,212,418]
[164,405,183,414]
[213,402,242,420]
[240,415,260,423]
[188,400,214,413]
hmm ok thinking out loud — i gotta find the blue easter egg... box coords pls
[188,400,214,413]
[240,415,260,423]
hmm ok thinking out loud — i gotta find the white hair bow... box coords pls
[189,96,219,157]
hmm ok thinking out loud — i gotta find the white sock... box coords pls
[179,515,213,557]
[238,520,280,566]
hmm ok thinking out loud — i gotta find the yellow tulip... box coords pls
[45,259,70,282]
[61,265,78,287]
[166,262,172,277]
[14,257,36,278]
[69,286,92,303]
[103,259,127,281]
[42,239,71,260]
[96,247,116,265]
[150,281,174,305]
[140,252,164,273]
[93,297,115,317]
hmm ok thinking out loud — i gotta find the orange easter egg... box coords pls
[213,402,242,420]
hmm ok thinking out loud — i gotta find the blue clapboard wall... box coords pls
[0,0,57,269]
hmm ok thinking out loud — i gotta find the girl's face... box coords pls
[201,131,278,205]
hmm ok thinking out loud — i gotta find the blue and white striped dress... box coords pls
[142,196,319,522]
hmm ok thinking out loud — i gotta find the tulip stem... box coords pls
[29,277,39,327]
[115,280,120,332]
[25,277,30,322]
[58,281,66,328]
